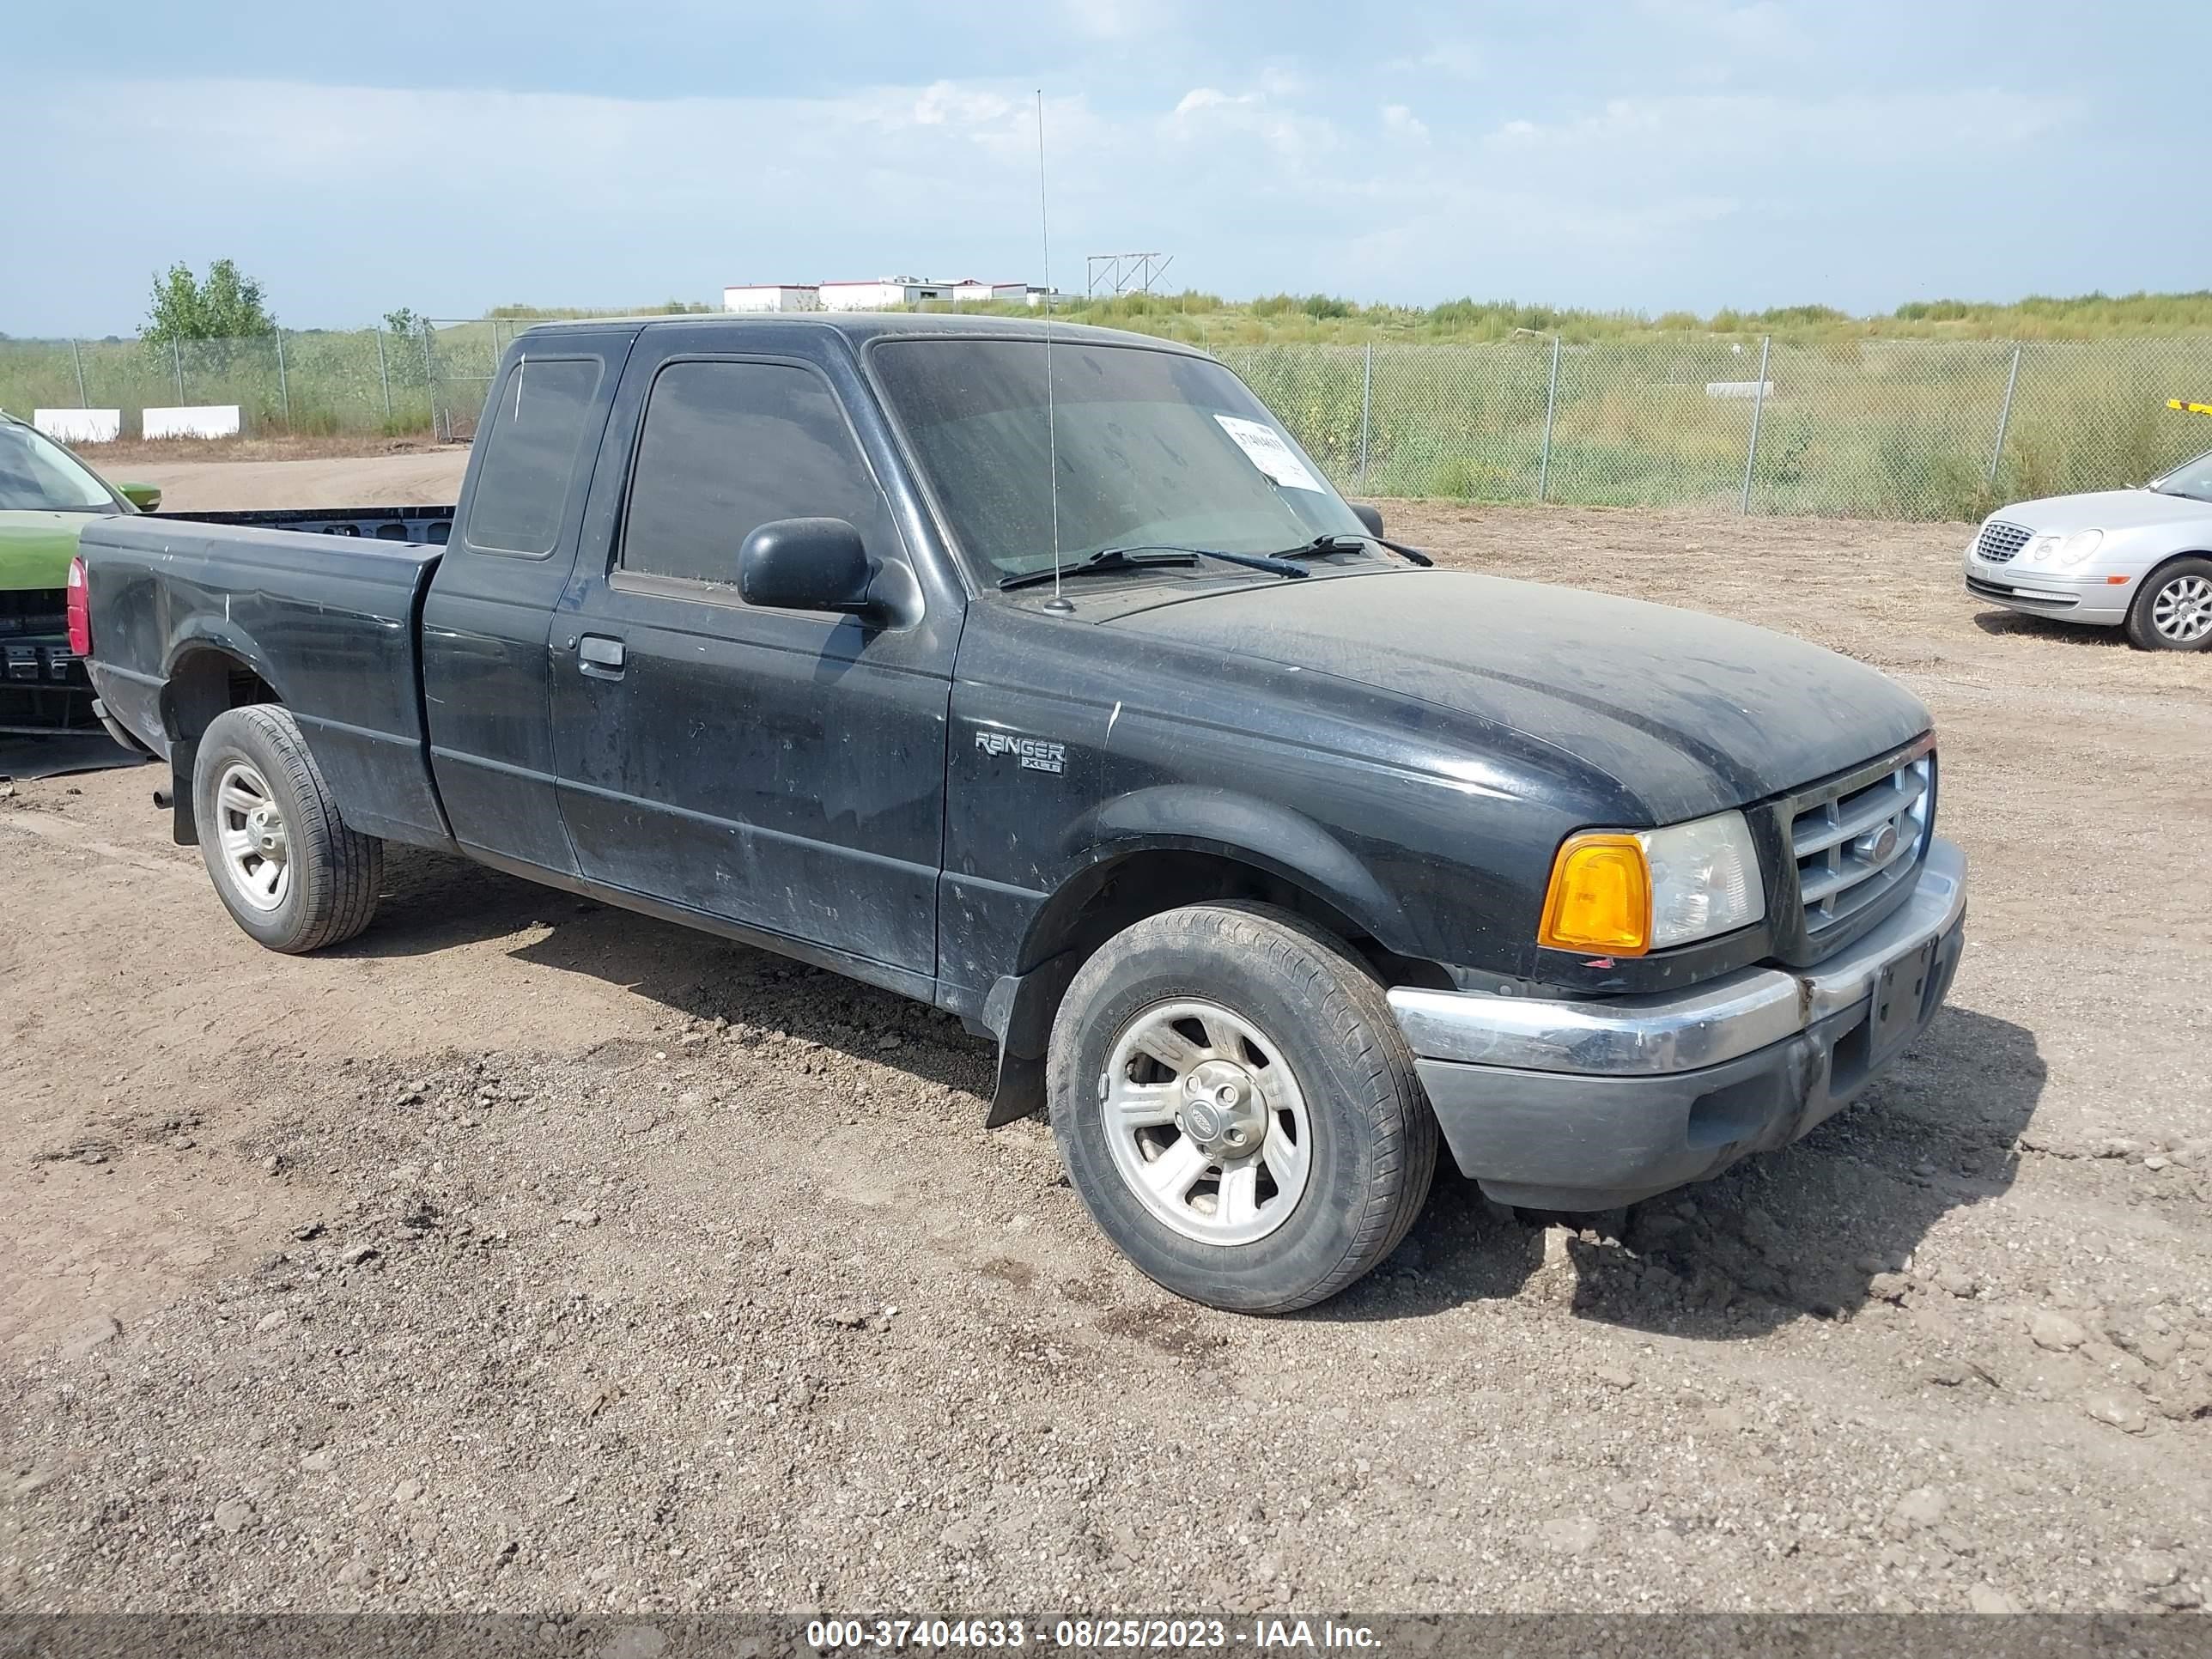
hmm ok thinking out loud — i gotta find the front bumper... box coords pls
[0,635,97,737]
[1389,838,1967,1210]
[1963,559,2130,625]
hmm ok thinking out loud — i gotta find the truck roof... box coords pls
[514,311,1205,355]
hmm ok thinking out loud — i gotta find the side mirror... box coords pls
[1351,502,1385,538]
[738,517,873,614]
[118,482,162,513]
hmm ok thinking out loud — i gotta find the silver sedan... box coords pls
[1963,446,2212,650]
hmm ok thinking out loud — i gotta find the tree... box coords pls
[143,259,276,345]
[383,307,428,338]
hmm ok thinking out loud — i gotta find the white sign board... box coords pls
[1704,380,1775,400]
[34,408,123,445]
[1213,414,1325,492]
[143,404,241,441]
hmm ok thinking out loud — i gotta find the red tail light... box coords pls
[66,556,92,657]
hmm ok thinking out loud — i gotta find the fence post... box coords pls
[1738,335,1771,515]
[374,328,393,420]
[1357,343,1373,492]
[1537,334,1562,502]
[1988,343,2022,483]
[422,328,438,438]
[171,338,185,401]
[275,331,291,428]
[70,338,88,407]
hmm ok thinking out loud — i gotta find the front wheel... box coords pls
[191,704,383,952]
[2125,556,2212,651]
[1048,902,1437,1314]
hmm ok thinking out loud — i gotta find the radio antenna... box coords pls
[1036,89,1070,614]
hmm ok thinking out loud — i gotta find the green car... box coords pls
[0,413,161,735]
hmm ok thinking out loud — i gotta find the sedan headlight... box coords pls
[2055,528,2104,567]
[2025,529,2104,568]
[1539,811,1765,957]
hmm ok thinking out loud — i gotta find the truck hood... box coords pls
[1105,569,1931,823]
[1986,488,2212,535]
[0,511,97,592]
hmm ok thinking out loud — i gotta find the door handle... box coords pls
[577,635,626,678]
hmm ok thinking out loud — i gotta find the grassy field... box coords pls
[8,291,2212,521]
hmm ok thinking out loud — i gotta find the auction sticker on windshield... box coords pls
[1213,415,1324,492]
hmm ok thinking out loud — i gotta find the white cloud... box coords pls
[1174,87,1244,116]
[1480,88,2081,163]
[1381,104,1429,143]
[1386,40,1483,81]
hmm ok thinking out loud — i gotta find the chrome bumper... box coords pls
[1388,838,1968,1077]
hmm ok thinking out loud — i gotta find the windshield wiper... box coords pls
[1267,533,1434,568]
[999,544,1310,591]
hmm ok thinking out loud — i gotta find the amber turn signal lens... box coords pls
[1538,833,1651,955]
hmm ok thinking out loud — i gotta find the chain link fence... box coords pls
[1221,333,2212,521]
[0,319,535,447]
[5,322,2211,521]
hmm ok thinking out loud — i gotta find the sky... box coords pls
[7,1,2208,337]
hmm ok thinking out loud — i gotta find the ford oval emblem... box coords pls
[1869,823,1899,862]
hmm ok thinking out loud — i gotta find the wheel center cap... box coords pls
[246,808,286,859]
[1180,1060,1267,1158]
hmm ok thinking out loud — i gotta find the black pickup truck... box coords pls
[77,313,1966,1313]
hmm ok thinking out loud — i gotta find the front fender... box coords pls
[1059,783,1413,955]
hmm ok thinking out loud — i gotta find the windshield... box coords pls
[2150,447,2212,504]
[870,338,1367,580]
[0,422,119,513]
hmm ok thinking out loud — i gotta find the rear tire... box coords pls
[2124,556,2212,651]
[192,704,382,952]
[1047,902,1437,1314]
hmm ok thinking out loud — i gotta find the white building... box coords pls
[722,284,821,313]
[818,277,955,311]
[951,281,1032,305]
[722,275,1060,313]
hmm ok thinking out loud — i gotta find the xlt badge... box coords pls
[975,729,1066,775]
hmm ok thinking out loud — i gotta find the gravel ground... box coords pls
[2,483,2208,1617]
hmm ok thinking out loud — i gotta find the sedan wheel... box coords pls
[2151,573,2212,646]
[2126,556,2212,652]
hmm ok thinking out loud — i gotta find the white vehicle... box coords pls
[1963,447,2212,650]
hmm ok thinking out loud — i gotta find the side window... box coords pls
[462,356,604,556]
[619,360,896,588]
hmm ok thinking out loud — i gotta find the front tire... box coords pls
[2125,556,2212,651]
[192,704,382,952]
[1048,902,1437,1314]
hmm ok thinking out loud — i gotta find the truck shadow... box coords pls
[343,846,1000,1096]
[354,848,2045,1341]
[1317,1004,2046,1338]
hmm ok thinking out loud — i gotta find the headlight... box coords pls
[1539,811,1765,956]
[2024,529,2104,568]
[2055,529,2103,567]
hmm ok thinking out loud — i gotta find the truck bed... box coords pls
[78,514,453,848]
[161,504,457,544]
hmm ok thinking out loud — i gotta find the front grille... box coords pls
[0,591,67,636]
[1789,753,1932,939]
[1975,520,2033,564]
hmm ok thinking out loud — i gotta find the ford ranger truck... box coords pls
[76,314,1967,1314]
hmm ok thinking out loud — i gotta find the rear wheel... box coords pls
[2125,556,2212,651]
[192,705,382,952]
[1048,902,1437,1314]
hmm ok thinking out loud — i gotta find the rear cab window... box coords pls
[463,356,607,557]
